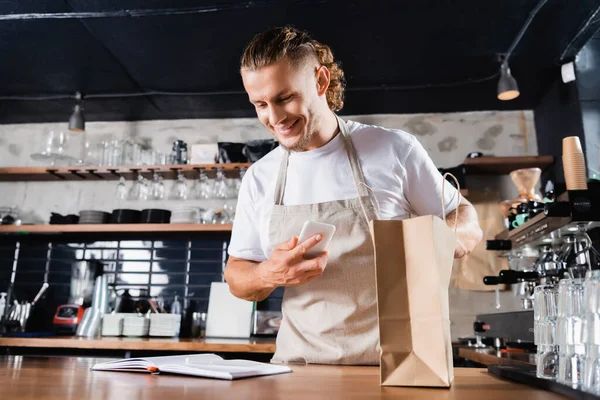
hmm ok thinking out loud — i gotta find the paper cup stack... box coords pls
[562,136,588,190]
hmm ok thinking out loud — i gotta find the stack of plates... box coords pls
[149,314,182,337]
[141,209,171,223]
[101,313,126,336]
[79,210,110,224]
[122,315,150,337]
[170,206,200,224]
[110,209,141,224]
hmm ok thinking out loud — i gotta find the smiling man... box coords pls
[224,26,483,365]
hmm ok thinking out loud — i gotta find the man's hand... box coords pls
[445,198,483,259]
[256,235,329,289]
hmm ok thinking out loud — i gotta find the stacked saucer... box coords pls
[79,210,110,224]
[149,314,182,337]
[170,206,200,224]
[122,315,150,337]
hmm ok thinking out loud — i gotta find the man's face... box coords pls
[242,59,322,151]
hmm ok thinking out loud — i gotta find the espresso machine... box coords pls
[476,185,600,346]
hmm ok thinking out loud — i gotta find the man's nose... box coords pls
[268,105,286,127]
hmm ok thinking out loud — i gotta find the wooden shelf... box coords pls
[464,156,554,175]
[1,157,553,181]
[0,337,276,353]
[0,163,252,182]
[0,223,232,235]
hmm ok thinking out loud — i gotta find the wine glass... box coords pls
[128,172,149,201]
[115,176,128,200]
[169,170,189,200]
[150,172,165,200]
[193,169,213,200]
[213,167,230,200]
[230,166,246,198]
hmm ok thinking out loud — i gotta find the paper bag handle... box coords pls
[441,172,462,233]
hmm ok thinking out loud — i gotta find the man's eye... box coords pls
[282,95,293,102]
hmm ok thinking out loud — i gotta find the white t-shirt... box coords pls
[228,119,459,262]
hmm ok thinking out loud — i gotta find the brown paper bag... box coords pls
[371,215,456,387]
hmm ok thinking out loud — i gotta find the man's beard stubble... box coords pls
[280,110,318,152]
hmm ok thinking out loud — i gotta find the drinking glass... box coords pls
[115,176,128,200]
[128,172,149,201]
[213,167,230,199]
[557,278,585,386]
[231,166,246,198]
[193,169,213,200]
[223,203,236,223]
[535,284,559,379]
[32,130,74,166]
[584,270,600,392]
[100,140,112,166]
[150,173,165,200]
[121,140,134,166]
[169,171,189,200]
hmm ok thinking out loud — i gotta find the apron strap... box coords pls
[273,114,377,220]
[335,115,371,202]
[273,149,290,205]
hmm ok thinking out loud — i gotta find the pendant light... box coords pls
[497,63,520,101]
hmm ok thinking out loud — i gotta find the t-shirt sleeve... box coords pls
[403,138,459,218]
[227,169,267,262]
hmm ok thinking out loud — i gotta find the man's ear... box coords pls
[316,65,331,96]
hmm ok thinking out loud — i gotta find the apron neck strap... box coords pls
[273,114,372,207]
[335,115,371,201]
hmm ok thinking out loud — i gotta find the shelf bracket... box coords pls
[85,169,104,180]
[107,169,121,178]
[68,170,87,180]
[46,169,66,180]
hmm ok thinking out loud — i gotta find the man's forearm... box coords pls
[445,199,483,258]
[224,257,275,302]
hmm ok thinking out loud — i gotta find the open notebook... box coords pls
[91,354,292,380]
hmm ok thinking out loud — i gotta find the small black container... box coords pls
[49,213,80,225]
[218,142,248,163]
[242,139,279,162]
[110,209,142,224]
[141,209,171,223]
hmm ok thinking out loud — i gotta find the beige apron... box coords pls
[269,115,380,365]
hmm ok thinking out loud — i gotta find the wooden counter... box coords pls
[0,356,565,399]
[0,337,276,353]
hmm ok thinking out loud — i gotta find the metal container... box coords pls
[70,260,101,305]
[171,140,188,164]
[253,310,282,336]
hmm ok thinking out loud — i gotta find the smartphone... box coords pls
[297,221,336,259]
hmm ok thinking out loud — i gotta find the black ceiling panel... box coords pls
[0,0,599,123]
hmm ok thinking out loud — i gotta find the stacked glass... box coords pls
[583,270,600,393]
[556,278,585,386]
[534,284,559,379]
[533,271,600,394]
